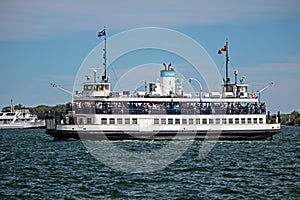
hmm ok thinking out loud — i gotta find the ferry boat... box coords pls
[0,101,46,129]
[45,30,281,140]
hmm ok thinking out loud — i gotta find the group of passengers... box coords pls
[213,102,266,114]
[71,101,266,115]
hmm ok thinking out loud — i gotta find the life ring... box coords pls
[108,92,113,98]
[251,92,257,99]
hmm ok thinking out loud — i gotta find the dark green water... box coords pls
[1,127,299,199]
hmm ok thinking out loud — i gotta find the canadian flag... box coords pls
[218,45,227,54]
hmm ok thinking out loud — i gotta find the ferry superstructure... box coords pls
[45,31,281,140]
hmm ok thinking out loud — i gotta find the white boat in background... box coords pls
[0,102,45,129]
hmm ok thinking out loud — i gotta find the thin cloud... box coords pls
[49,74,75,81]
[242,53,300,79]
[0,0,299,40]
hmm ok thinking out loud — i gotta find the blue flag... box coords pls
[97,29,106,37]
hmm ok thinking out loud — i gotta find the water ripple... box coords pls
[0,127,299,199]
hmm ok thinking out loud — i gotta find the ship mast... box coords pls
[225,40,230,86]
[219,40,230,91]
[103,31,107,82]
[98,27,107,82]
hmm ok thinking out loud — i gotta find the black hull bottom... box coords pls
[24,126,46,129]
[46,129,281,141]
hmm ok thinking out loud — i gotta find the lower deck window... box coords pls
[132,118,137,124]
[202,119,207,124]
[161,119,166,124]
[241,118,246,124]
[222,118,227,124]
[117,118,122,124]
[235,118,239,124]
[247,118,252,124]
[215,118,220,124]
[87,118,92,124]
[254,118,258,124]
[125,118,130,124]
[175,119,180,125]
[189,118,194,124]
[168,118,173,125]
[259,118,263,124]
[154,118,159,124]
[229,118,233,124]
[109,118,115,124]
[101,118,107,124]
[182,119,187,124]
[209,119,213,124]
[196,118,200,124]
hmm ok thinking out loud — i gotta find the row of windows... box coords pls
[0,119,13,124]
[0,119,13,121]
[78,118,138,125]
[154,118,264,125]
[78,117,264,125]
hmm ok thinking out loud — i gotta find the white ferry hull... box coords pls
[46,112,280,140]
[46,122,280,141]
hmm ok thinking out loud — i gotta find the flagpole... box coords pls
[225,40,229,86]
[103,27,107,82]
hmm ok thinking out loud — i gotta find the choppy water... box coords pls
[1,126,299,199]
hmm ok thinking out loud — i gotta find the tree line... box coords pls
[1,104,67,114]
[280,111,300,126]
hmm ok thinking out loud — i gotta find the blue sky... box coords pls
[0,0,299,113]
